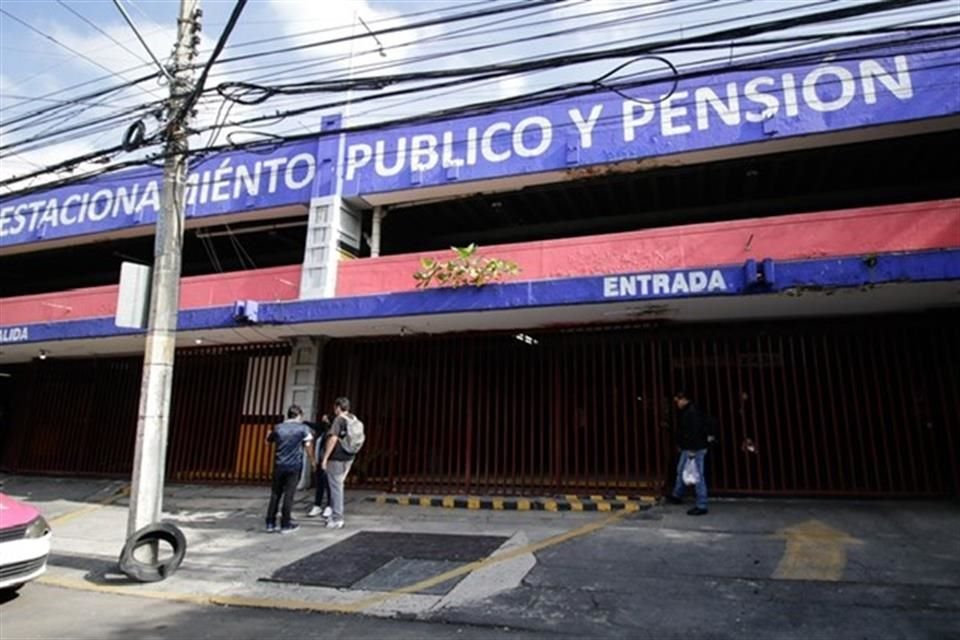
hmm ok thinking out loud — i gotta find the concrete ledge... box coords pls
[367,494,655,512]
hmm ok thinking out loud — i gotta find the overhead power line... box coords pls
[0,7,162,101]
[1,0,954,193]
[111,0,176,82]
[55,0,151,67]
[0,0,505,120]
[0,0,562,136]
[211,0,717,89]
[210,0,570,67]
[3,26,954,198]
[0,99,164,155]
[208,0,950,128]
[174,0,248,124]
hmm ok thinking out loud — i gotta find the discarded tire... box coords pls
[118,521,187,583]
[121,119,146,152]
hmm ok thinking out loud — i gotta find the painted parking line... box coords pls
[341,511,625,613]
[38,574,211,606]
[48,485,130,527]
[772,519,863,581]
[37,574,361,613]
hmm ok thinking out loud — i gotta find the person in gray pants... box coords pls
[320,397,357,529]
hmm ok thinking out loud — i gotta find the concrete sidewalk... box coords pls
[2,473,959,639]
[0,474,588,618]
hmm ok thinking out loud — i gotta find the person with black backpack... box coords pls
[320,396,365,529]
[664,391,716,516]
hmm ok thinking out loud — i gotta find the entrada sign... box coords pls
[603,270,728,299]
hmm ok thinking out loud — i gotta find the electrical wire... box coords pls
[0,0,508,120]
[0,7,163,101]
[200,0,600,85]
[174,0,248,125]
[1,98,163,149]
[2,1,954,195]
[206,0,951,133]
[4,26,954,199]
[209,0,569,67]
[201,3,952,117]
[0,0,637,161]
[212,0,722,91]
[196,0,753,132]
[209,0,846,105]
[2,1,240,161]
[195,31,960,159]
[0,0,732,141]
[55,0,152,67]
[5,42,952,194]
[352,4,953,112]
[0,71,161,127]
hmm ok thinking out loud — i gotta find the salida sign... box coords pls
[342,37,959,194]
[0,326,28,344]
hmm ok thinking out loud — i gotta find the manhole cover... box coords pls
[262,531,508,593]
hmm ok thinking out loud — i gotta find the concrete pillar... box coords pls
[299,196,342,299]
[283,336,323,420]
[370,206,386,258]
[299,196,363,299]
[282,336,325,490]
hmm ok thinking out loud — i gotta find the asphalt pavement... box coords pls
[1,474,958,639]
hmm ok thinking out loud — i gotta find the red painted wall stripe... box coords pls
[2,199,958,326]
[337,198,960,296]
[0,265,301,325]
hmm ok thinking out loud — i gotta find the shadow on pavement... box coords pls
[48,552,140,586]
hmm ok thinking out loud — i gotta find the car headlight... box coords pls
[24,516,50,539]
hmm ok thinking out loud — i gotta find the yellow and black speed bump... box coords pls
[560,494,651,502]
[367,494,654,512]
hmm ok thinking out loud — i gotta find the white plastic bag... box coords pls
[682,456,700,486]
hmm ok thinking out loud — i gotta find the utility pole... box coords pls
[127,0,201,539]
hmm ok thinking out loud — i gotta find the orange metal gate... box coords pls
[167,343,290,482]
[0,343,289,483]
[318,313,959,497]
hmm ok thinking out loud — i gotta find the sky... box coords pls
[0,0,957,194]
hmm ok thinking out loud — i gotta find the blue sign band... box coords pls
[342,36,960,195]
[0,134,340,248]
[2,249,957,345]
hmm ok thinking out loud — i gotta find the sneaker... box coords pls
[322,506,332,518]
[265,523,277,533]
[307,505,323,517]
[664,495,683,505]
[280,523,301,534]
[325,519,344,529]
[687,507,709,516]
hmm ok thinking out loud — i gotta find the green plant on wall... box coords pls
[413,244,520,288]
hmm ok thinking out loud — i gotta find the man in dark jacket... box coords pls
[665,391,715,516]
